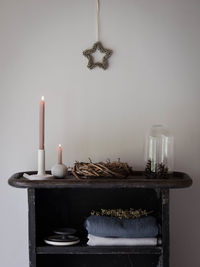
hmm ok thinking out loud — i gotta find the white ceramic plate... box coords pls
[44,239,80,246]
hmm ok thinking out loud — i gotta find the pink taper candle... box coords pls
[58,144,62,164]
[39,96,45,150]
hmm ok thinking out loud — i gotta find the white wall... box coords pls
[0,0,200,266]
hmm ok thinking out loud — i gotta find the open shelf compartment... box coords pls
[34,187,161,248]
[36,254,160,267]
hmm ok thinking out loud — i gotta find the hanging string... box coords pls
[96,0,100,41]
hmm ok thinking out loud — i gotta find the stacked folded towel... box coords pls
[87,234,157,246]
[85,214,158,246]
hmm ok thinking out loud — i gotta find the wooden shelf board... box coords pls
[8,171,192,189]
[36,245,162,255]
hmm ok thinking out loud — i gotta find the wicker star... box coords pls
[83,41,112,70]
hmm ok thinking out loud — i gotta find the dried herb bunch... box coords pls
[72,158,132,180]
[91,208,153,219]
[145,159,168,179]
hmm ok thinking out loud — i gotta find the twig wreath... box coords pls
[72,158,132,179]
[83,0,113,70]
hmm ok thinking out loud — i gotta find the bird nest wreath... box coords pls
[72,159,133,180]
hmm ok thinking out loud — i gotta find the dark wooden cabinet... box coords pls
[9,171,192,267]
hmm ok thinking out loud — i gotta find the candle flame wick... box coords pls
[41,96,44,101]
[59,144,62,148]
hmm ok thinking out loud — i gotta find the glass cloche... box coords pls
[145,125,174,178]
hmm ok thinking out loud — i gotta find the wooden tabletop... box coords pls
[8,171,192,189]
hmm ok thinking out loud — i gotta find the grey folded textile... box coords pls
[85,215,158,238]
[87,234,158,246]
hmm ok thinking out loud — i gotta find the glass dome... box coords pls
[145,125,174,178]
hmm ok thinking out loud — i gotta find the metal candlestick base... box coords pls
[23,149,53,180]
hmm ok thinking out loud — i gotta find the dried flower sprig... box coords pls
[91,208,153,219]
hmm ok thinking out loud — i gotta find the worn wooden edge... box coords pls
[8,171,193,189]
[36,245,162,255]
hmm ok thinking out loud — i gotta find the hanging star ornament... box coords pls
[83,41,113,70]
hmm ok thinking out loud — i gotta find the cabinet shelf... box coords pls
[8,170,192,267]
[36,245,162,255]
